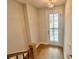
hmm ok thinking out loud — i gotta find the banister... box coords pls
[7,50,29,57]
[7,50,29,59]
[7,44,37,59]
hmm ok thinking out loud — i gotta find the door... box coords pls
[48,13,59,42]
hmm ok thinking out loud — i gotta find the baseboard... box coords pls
[40,42,63,48]
[35,42,48,48]
[39,42,49,45]
[35,42,63,49]
[36,43,41,48]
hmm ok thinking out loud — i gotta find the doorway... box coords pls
[48,13,59,42]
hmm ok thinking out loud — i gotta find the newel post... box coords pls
[29,43,37,59]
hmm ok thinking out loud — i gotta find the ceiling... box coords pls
[27,0,66,8]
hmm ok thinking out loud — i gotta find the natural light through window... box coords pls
[48,13,59,42]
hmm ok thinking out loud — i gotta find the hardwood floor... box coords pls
[37,44,64,59]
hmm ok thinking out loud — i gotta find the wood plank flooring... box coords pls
[37,44,64,59]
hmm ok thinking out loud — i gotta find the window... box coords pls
[48,13,59,42]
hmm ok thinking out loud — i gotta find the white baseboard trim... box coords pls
[39,42,48,44]
[35,42,64,48]
[36,43,41,48]
[35,42,48,48]
[40,42,63,47]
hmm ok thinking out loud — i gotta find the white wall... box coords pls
[64,0,72,59]
[38,6,65,46]
[8,0,40,54]
[7,0,28,54]
[27,4,40,44]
